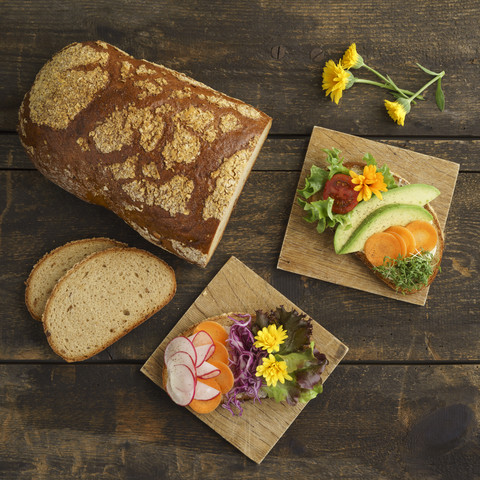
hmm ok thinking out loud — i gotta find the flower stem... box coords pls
[354,78,420,98]
[409,71,445,101]
[363,64,391,85]
[361,63,424,100]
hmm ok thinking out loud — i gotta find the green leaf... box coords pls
[416,62,441,77]
[435,78,445,112]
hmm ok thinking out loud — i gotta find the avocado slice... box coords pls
[334,184,440,253]
[339,204,433,254]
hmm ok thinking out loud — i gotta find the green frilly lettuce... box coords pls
[297,148,398,233]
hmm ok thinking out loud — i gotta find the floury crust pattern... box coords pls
[19,41,272,266]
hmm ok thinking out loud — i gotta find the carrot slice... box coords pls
[208,341,229,365]
[406,220,438,252]
[189,378,222,414]
[364,232,403,267]
[385,226,416,256]
[194,321,228,346]
[385,231,407,258]
[209,360,234,394]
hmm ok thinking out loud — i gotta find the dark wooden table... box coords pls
[1,1,479,479]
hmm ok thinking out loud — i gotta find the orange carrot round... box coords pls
[189,378,222,414]
[209,360,234,394]
[208,341,229,365]
[386,231,407,258]
[385,226,416,256]
[406,220,438,252]
[364,232,404,267]
[194,321,228,346]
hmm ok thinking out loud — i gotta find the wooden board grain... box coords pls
[141,256,348,464]
[278,126,459,306]
[1,1,480,136]
[2,363,479,480]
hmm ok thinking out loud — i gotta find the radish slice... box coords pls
[166,351,196,372]
[194,381,221,401]
[189,330,214,347]
[164,336,197,366]
[196,361,221,379]
[194,343,215,367]
[165,363,196,406]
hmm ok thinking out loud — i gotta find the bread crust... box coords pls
[18,41,272,267]
[344,161,444,294]
[43,247,176,362]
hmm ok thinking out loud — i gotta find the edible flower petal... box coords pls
[384,99,409,126]
[322,60,354,104]
[349,164,388,202]
[341,43,364,70]
[256,354,293,387]
[253,324,288,353]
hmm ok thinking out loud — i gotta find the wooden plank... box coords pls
[141,256,348,463]
[1,1,479,136]
[1,363,479,479]
[278,126,459,305]
[3,133,480,172]
[0,169,479,362]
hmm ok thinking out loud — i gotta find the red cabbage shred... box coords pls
[222,314,267,416]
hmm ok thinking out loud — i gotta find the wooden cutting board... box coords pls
[141,256,348,463]
[278,126,459,305]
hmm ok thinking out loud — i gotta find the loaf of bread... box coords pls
[25,237,126,321]
[43,247,176,362]
[18,41,272,267]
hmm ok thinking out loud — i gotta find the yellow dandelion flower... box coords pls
[385,99,410,126]
[256,354,293,387]
[349,164,388,202]
[322,60,354,105]
[254,324,288,354]
[341,43,364,70]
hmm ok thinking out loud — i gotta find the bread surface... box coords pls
[19,41,272,267]
[43,247,176,362]
[25,237,126,321]
[345,161,444,294]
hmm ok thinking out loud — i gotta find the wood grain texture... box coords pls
[141,256,348,463]
[3,133,480,172]
[1,1,479,136]
[0,169,478,362]
[278,126,459,305]
[1,363,479,479]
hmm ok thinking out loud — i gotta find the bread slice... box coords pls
[345,162,444,294]
[25,237,126,321]
[43,247,176,362]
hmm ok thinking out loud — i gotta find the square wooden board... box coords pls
[278,126,459,305]
[141,256,348,463]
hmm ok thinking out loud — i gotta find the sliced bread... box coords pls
[25,237,126,321]
[43,247,176,362]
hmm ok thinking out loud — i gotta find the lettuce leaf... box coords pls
[261,343,328,405]
[297,148,353,233]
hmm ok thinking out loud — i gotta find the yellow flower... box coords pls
[385,99,410,126]
[349,165,388,201]
[341,43,364,70]
[256,354,293,387]
[322,60,353,105]
[254,324,288,353]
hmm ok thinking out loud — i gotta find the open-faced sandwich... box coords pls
[297,148,443,294]
[163,307,328,415]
